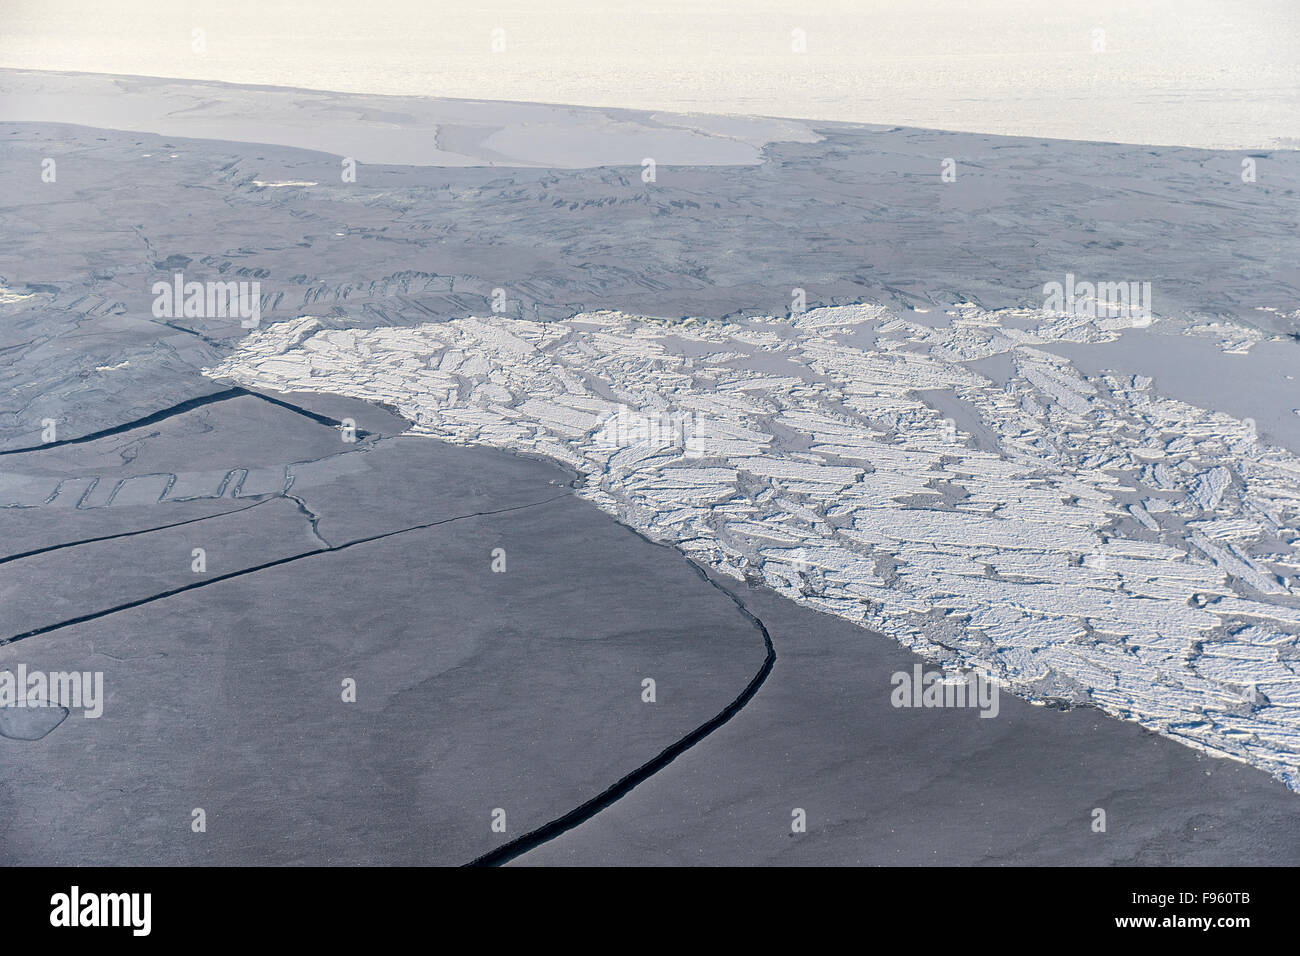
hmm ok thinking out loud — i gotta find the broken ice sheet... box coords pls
[210,304,1300,790]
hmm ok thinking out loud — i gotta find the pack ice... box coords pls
[209,303,1300,790]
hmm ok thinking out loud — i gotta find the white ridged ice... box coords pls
[209,305,1300,789]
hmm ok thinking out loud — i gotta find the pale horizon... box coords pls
[3,0,1299,149]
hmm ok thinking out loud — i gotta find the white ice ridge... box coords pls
[208,304,1300,790]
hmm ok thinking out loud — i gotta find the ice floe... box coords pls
[209,304,1300,789]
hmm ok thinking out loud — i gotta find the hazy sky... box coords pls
[3,0,1297,147]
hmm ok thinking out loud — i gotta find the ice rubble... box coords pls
[209,303,1300,789]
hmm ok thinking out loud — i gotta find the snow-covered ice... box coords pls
[210,303,1300,789]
